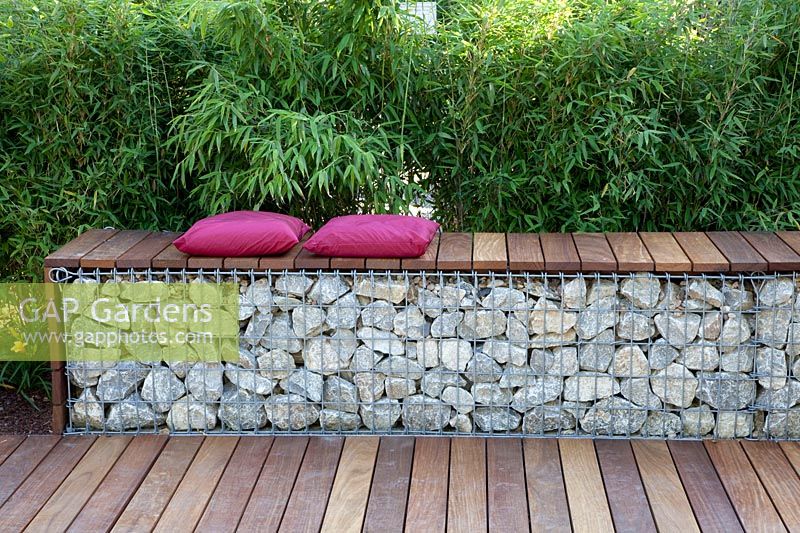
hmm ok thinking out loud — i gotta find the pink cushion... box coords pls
[173,211,310,256]
[303,215,439,257]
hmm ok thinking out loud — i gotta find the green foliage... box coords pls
[0,361,50,404]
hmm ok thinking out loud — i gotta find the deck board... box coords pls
[363,437,414,533]
[448,438,487,533]
[116,232,179,269]
[437,233,473,270]
[540,233,581,271]
[406,437,450,533]
[560,439,614,533]
[402,234,440,270]
[706,231,768,272]
[487,439,529,532]
[572,233,616,272]
[321,437,379,533]
[507,233,545,271]
[741,441,800,531]
[673,232,730,272]
[80,230,151,268]
[523,440,570,532]
[0,435,24,466]
[640,232,692,272]
[472,232,508,271]
[607,232,655,271]
[741,232,800,271]
[595,440,656,533]
[0,435,61,507]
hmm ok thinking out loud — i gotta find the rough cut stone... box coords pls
[185,362,225,402]
[481,287,527,309]
[393,306,427,339]
[587,281,617,305]
[385,377,417,399]
[765,409,800,438]
[360,398,402,430]
[650,363,697,408]
[226,364,275,396]
[687,280,724,308]
[620,276,662,308]
[292,306,326,337]
[244,311,272,343]
[265,394,320,430]
[402,395,452,431]
[309,275,350,304]
[642,412,682,437]
[755,347,788,390]
[326,293,360,329]
[681,405,715,436]
[106,394,163,431]
[561,277,587,309]
[547,347,579,377]
[219,387,267,430]
[679,344,720,371]
[563,372,619,402]
[696,371,756,410]
[68,360,117,388]
[275,274,314,297]
[716,411,753,438]
[323,376,359,413]
[755,380,800,409]
[319,410,361,431]
[167,396,218,431]
[722,286,754,311]
[758,278,795,307]
[578,329,615,371]
[256,349,296,379]
[699,312,722,341]
[648,339,680,370]
[654,313,701,346]
[576,297,618,339]
[430,311,463,337]
[465,353,503,383]
[352,372,385,403]
[473,407,521,431]
[441,387,474,414]
[357,327,405,355]
[458,310,507,339]
[505,316,530,344]
[417,289,444,318]
[450,413,473,433]
[360,301,397,330]
[261,314,303,353]
[96,362,149,402]
[280,369,324,402]
[498,365,537,389]
[440,339,473,372]
[471,383,512,405]
[611,345,649,377]
[244,279,273,312]
[617,312,655,341]
[355,277,408,304]
[511,377,563,412]
[375,356,424,380]
[580,397,647,435]
[141,368,186,412]
[71,388,104,429]
[415,339,440,368]
[421,368,467,398]
[528,299,577,334]
[719,314,751,351]
[522,406,576,433]
[619,378,662,408]
[304,331,358,374]
[756,309,791,348]
[720,345,755,372]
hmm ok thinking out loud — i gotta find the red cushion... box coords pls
[173,211,310,256]
[303,214,439,258]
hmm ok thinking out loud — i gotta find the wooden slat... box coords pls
[332,256,367,270]
[25,436,131,531]
[223,256,262,269]
[472,232,508,271]
[540,233,581,271]
[606,232,654,271]
[321,437,380,533]
[365,257,401,270]
[741,442,800,531]
[448,438,487,533]
[559,439,613,532]
[116,232,179,269]
[487,439,528,532]
[595,440,656,533]
[632,441,699,532]
[705,441,785,532]
[780,441,800,477]
[279,437,344,533]
[187,255,225,269]
[507,233,545,271]
[776,231,800,258]
[80,230,151,268]
[668,441,743,533]
[402,234,440,270]
[639,232,692,272]
[706,231,768,272]
[741,232,800,271]
[572,233,617,272]
[0,437,96,531]
[239,437,309,532]
[0,435,24,467]
[154,436,239,532]
[260,238,308,270]
[523,440,570,533]
[67,435,168,533]
[0,435,60,506]
[294,247,331,270]
[437,233,473,270]
[673,232,729,272]
[151,243,189,269]
[406,437,450,533]
[363,437,414,533]
[112,436,203,532]
[44,228,119,267]
[196,437,274,533]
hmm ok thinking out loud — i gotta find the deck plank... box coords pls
[741,441,800,531]
[0,435,61,506]
[0,436,96,531]
[278,437,344,533]
[780,441,800,476]
[705,441,786,532]
[0,435,24,467]
[632,440,699,532]
[321,437,379,533]
[673,232,729,272]
[402,234,440,270]
[239,437,309,533]
[707,231,768,272]
[406,437,450,533]
[186,255,224,269]
[776,231,800,258]
[668,441,743,533]
[44,228,119,267]
[223,256,262,269]
[572,233,617,272]
[487,439,529,533]
[259,237,308,270]
[448,438,487,533]
[294,247,331,270]
[363,437,415,533]
[523,440,570,533]
[437,233,473,270]
[540,233,581,271]
[606,232,655,271]
[67,435,168,533]
[196,437,274,533]
[472,232,508,271]
[80,230,151,268]
[507,233,545,271]
[116,232,179,269]
[153,436,238,532]
[25,436,131,531]
[559,439,613,533]
[595,440,656,533]
[151,243,189,269]
[112,436,203,532]
[741,232,800,271]
[334,256,368,270]
[640,232,693,272]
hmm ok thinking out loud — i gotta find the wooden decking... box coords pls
[1,435,799,532]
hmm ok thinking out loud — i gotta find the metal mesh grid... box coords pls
[52,266,800,440]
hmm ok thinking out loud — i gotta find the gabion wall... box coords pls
[65,270,800,439]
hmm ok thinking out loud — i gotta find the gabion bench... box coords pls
[45,229,800,439]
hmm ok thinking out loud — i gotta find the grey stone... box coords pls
[261,314,303,353]
[441,387,474,414]
[360,301,397,330]
[755,347,788,390]
[385,377,417,399]
[244,311,272,343]
[619,378,662,408]
[280,369,324,402]
[758,278,795,307]
[292,306,326,337]
[505,316,530,344]
[402,395,452,431]
[481,287,527,309]
[788,324,800,357]
[642,412,682,438]
[755,380,800,409]
[349,345,382,372]
[687,280,724,308]
[265,394,320,430]
[498,365,537,389]
[654,313,701,346]
[309,275,350,304]
[393,306,427,339]
[319,410,362,431]
[765,409,800,438]
[354,372,386,402]
[756,309,791,348]
[226,364,275,396]
[106,394,163,431]
[547,347,579,377]
[723,286,754,311]
[304,330,358,374]
[417,289,444,318]
[167,396,218,431]
[563,372,619,402]
[71,388,104,429]
[355,276,409,304]
[237,346,257,369]
[357,327,404,355]
[323,376,359,413]
[530,329,577,349]
[450,413,473,433]
[325,293,360,329]
[528,299,577,335]
[458,310,507,339]
[617,312,655,341]
[440,285,470,309]
[580,397,647,435]
[271,296,302,312]
[682,405,715,436]
[696,372,756,410]
[719,314,751,351]
[679,344,720,371]
[219,387,267,430]
[716,411,753,438]
[275,274,313,297]
[648,339,680,370]
[415,339,440,368]
[239,293,255,320]
[578,329,615,371]
[651,363,697,408]
[522,406,576,434]
[511,377,563,412]
[699,312,722,340]
[430,311,463,337]
[244,279,273,312]
[471,383,512,405]
[576,297,618,339]
[421,368,467,397]
[185,362,224,402]
[720,345,755,372]
[465,353,503,383]
[561,278,587,309]
[96,362,149,402]
[140,368,186,412]
[68,360,117,388]
[360,398,402,430]
[620,276,662,308]
[473,407,521,431]
[256,349,296,379]
[440,339,473,372]
[587,280,618,305]
[658,282,682,310]
[611,345,649,377]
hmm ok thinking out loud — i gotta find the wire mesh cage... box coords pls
[52,266,800,439]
